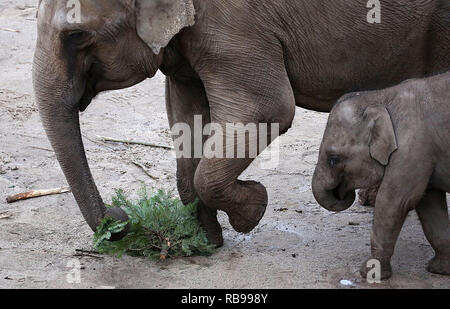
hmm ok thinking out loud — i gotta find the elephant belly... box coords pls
[277,0,433,113]
[290,88,337,112]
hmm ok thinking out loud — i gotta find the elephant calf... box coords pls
[312,71,450,280]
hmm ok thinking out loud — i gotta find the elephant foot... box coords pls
[198,205,224,248]
[360,257,393,281]
[227,180,268,234]
[358,186,379,207]
[427,254,450,276]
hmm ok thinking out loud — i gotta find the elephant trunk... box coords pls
[312,166,355,212]
[33,48,129,240]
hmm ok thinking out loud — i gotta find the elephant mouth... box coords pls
[332,182,353,201]
[319,180,355,212]
[79,64,101,112]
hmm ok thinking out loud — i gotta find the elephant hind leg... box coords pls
[416,189,450,276]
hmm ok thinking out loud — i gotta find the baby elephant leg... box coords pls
[360,184,412,280]
[416,189,450,276]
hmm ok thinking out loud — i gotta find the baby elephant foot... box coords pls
[427,254,450,276]
[227,180,268,234]
[360,257,393,281]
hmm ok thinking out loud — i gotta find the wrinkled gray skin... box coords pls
[312,72,450,280]
[33,0,450,246]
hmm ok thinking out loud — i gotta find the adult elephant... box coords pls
[33,0,449,246]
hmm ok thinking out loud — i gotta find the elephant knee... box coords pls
[194,169,225,208]
[270,104,295,136]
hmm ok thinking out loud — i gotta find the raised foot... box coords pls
[427,254,450,276]
[227,180,268,234]
[360,257,393,281]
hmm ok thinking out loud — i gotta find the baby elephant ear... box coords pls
[364,105,398,166]
[135,0,196,54]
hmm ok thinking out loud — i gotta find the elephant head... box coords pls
[312,93,398,212]
[32,0,195,239]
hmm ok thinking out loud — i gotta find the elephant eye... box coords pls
[65,30,91,46]
[327,155,340,168]
[68,30,85,39]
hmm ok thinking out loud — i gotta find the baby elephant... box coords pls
[312,72,450,280]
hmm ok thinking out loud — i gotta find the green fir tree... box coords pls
[93,188,215,260]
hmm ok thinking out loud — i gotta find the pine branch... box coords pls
[93,189,215,260]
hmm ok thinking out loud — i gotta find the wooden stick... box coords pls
[29,146,54,152]
[73,253,104,260]
[97,135,173,150]
[132,161,158,180]
[0,211,12,219]
[74,249,103,259]
[6,187,71,204]
[75,249,101,255]
[0,28,20,33]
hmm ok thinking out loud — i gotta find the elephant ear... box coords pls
[364,105,398,166]
[135,0,196,54]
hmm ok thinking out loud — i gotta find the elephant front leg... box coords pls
[166,76,223,247]
[416,189,450,276]
[360,192,410,280]
[194,51,296,233]
[177,158,223,247]
[360,177,429,280]
[195,157,269,233]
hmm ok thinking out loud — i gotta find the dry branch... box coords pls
[75,249,100,255]
[0,211,12,219]
[132,161,158,180]
[97,135,173,150]
[29,146,54,152]
[0,28,20,33]
[73,253,104,260]
[73,249,103,259]
[6,187,71,203]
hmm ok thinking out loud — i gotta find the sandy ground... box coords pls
[0,1,449,289]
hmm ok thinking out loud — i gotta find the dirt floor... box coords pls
[0,1,449,289]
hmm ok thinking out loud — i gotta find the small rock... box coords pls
[340,279,354,286]
[274,208,289,212]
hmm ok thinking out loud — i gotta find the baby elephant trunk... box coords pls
[312,168,355,212]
